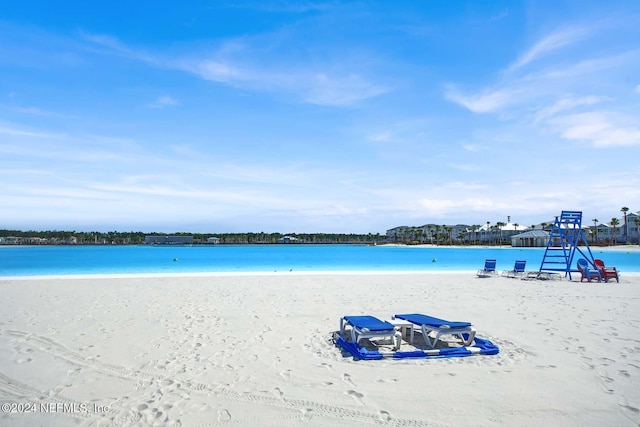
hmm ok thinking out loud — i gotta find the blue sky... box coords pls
[1,1,639,233]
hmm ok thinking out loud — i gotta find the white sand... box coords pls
[1,272,639,426]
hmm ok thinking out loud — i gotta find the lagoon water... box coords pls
[1,244,638,277]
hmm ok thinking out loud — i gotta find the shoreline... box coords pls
[2,270,479,281]
[3,270,639,281]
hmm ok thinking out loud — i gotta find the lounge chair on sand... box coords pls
[594,259,619,283]
[393,313,476,349]
[340,316,401,350]
[577,259,602,282]
[477,259,497,277]
[502,260,526,278]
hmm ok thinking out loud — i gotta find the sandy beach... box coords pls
[1,272,639,426]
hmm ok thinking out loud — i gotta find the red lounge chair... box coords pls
[594,259,619,283]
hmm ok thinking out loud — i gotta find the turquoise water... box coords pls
[1,245,638,277]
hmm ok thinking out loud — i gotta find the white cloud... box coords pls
[181,59,241,83]
[507,26,589,72]
[81,32,157,64]
[0,123,67,140]
[534,95,606,123]
[551,111,640,147]
[419,197,498,217]
[490,10,508,22]
[444,182,488,190]
[367,131,392,142]
[444,86,520,113]
[542,50,638,79]
[84,32,388,107]
[462,144,481,152]
[446,163,476,172]
[147,96,179,108]
[304,73,389,106]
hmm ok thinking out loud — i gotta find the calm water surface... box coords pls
[0,245,638,276]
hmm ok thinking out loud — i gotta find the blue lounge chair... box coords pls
[340,316,401,350]
[477,259,497,277]
[577,259,602,282]
[502,260,526,278]
[393,313,476,349]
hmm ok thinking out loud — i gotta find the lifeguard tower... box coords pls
[538,210,596,279]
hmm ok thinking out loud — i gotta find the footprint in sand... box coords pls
[217,409,232,422]
[342,373,354,385]
[280,369,292,381]
[379,410,391,421]
[598,369,614,383]
[346,390,364,404]
[300,408,313,420]
[618,397,640,414]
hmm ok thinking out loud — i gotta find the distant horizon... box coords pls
[2,1,639,232]
[1,209,635,237]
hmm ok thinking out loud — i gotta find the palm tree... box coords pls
[610,218,620,245]
[621,207,629,242]
[472,224,481,245]
[485,221,490,245]
[592,219,598,244]
[445,226,453,245]
[495,221,506,245]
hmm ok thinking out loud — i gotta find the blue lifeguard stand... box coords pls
[539,210,596,279]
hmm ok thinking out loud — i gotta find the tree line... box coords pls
[0,229,385,245]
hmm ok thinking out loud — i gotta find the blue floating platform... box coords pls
[333,333,499,360]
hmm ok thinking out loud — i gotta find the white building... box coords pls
[511,230,549,247]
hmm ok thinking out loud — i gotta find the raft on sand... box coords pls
[334,313,499,360]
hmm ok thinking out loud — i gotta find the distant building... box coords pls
[626,211,640,244]
[206,237,220,244]
[511,230,549,247]
[277,236,299,243]
[145,235,193,245]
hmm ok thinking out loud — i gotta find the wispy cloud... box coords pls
[444,15,640,152]
[490,10,508,22]
[533,95,606,123]
[507,26,589,72]
[444,85,521,113]
[419,197,498,217]
[6,106,75,118]
[461,144,481,152]
[550,111,640,147]
[82,31,388,107]
[367,131,392,143]
[304,73,388,106]
[0,123,67,140]
[446,163,476,172]
[146,95,179,108]
[444,181,487,190]
[80,31,158,64]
